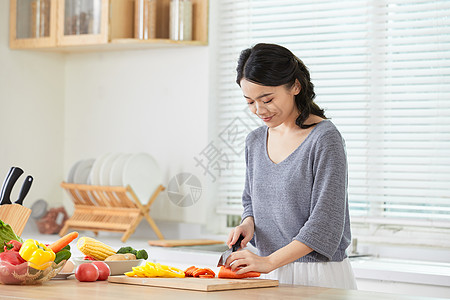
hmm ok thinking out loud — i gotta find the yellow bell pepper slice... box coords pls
[131,266,147,277]
[154,263,185,278]
[19,239,56,270]
[144,266,158,277]
[125,262,185,278]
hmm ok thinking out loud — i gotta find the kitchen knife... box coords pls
[0,167,14,199]
[15,175,33,205]
[217,234,245,267]
[0,167,23,205]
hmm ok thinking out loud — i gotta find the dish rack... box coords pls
[60,182,165,242]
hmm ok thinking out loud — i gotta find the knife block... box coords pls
[0,204,31,236]
[60,182,165,242]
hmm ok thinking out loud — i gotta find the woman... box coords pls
[225,43,357,289]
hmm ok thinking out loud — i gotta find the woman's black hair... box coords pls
[236,43,326,129]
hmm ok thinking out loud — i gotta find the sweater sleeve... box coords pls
[241,138,254,222]
[293,130,348,260]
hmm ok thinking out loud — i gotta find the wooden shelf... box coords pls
[23,38,207,52]
[10,0,208,52]
[112,38,207,46]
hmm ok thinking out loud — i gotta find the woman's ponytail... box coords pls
[292,57,325,128]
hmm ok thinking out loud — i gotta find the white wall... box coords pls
[0,1,65,208]
[1,0,216,226]
[63,47,211,223]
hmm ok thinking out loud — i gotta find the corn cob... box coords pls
[77,237,116,261]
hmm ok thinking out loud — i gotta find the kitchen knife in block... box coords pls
[217,234,244,267]
[0,167,23,205]
[15,175,33,205]
[0,167,14,196]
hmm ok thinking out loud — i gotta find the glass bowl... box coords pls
[0,260,67,285]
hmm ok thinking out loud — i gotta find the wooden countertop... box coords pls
[0,278,445,300]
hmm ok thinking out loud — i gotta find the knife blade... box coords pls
[15,175,33,205]
[0,167,14,199]
[0,167,24,205]
[217,234,244,267]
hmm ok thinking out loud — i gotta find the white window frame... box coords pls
[211,0,450,252]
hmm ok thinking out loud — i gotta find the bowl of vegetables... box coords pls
[0,223,78,285]
[0,239,72,285]
[0,258,67,285]
[74,237,148,275]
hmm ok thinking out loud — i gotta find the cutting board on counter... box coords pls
[108,276,279,292]
[148,239,224,247]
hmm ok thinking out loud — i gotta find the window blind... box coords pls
[215,0,450,244]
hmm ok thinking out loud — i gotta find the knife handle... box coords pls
[0,167,14,199]
[0,167,23,205]
[231,234,245,252]
[16,175,33,205]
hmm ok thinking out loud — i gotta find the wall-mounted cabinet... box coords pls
[9,0,208,52]
[9,0,57,48]
[56,0,110,46]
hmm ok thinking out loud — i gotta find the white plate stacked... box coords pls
[67,159,95,185]
[89,153,111,186]
[109,153,131,186]
[66,153,162,204]
[122,153,162,205]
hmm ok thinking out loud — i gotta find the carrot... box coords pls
[185,266,216,277]
[48,231,79,253]
[184,266,197,277]
[205,268,215,277]
[218,266,260,279]
[192,267,215,277]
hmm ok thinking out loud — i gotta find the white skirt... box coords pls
[260,258,357,290]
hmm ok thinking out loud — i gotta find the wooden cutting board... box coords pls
[148,239,224,247]
[108,276,279,292]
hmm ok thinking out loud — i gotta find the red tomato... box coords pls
[75,263,99,282]
[92,261,110,281]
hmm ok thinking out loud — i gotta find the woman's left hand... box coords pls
[224,249,274,274]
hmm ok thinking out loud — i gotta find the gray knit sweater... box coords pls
[241,120,351,262]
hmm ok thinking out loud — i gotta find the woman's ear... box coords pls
[293,79,301,95]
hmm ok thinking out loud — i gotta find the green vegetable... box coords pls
[116,246,148,260]
[54,249,71,264]
[61,244,70,251]
[117,246,135,255]
[0,219,23,253]
[135,249,148,260]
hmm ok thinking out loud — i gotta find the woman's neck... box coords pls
[271,110,302,135]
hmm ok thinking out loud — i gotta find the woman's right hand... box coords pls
[227,216,255,249]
